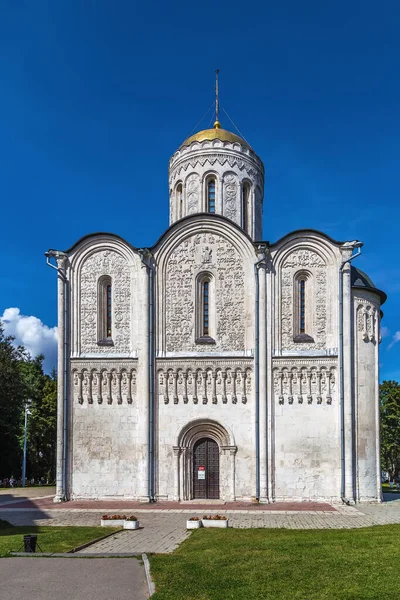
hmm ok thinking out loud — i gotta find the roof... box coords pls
[351,266,387,304]
[180,127,249,149]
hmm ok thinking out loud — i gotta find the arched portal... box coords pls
[173,419,237,501]
[193,438,220,499]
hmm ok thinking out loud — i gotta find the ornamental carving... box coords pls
[170,153,264,190]
[79,250,131,354]
[186,173,200,214]
[356,299,379,344]
[72,365,137,405]
[272,362,336,405]
[280,249,327,350]
[164,232,245,352]
[223,173,239,224]
[156,363,252,405]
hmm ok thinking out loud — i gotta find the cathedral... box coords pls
[47,100,386,504]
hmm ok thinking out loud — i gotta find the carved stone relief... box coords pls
[356,299,379,344]
[164,232,245,352]
[157,362,252,405]
[281,249,327,350]
[79,250,131,354]
[273,361,336,405]
[186,173,201,215]
[72,364,137,405]
[223,172,239,224]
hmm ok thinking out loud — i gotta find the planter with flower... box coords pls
[124,516,140,530]
[202,515,229,528]
[186,517,202,530]
[101,514,126,527]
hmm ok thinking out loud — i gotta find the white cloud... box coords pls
[388,331,400,350]
[380,325,390,339]
[1,307,58,373]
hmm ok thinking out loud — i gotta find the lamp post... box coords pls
[22,401,32,488]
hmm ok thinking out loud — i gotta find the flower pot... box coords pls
[187,520,202,529]
[124,520,139,530]
[202,519,228,528]
[101,519,125,527]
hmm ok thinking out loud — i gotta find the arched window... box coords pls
[207,179,216,213]
[299,279,305,334]
[98,276,113,344]
[202,280,210,336]
[196,273,215,344]
[242,182,250,232]
[293,272,314,343]
[177,183,183,219]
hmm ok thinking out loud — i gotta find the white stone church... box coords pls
[47,111,386,504]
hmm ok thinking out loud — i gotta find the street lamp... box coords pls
[22,400,32,488]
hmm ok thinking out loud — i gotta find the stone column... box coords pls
[265,259,274,502]
[173,370,178,404]
[342,253,355,502]
[258,262,268,498]
[173,447,181,501]
[137,266,150,501]
[54,254,67,503]
[221,371,227,404]
[212,370,217,404]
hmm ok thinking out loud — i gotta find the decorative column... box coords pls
[232,371,237,403]
[202,370,208,404]
[137,264,150,501]
[173,370,178,404]
[77,372,83,405]
[193,371,198,404]
[87,372,93,404]
[183,372,188,404]
[212,370,217,404]
[106,372,112,404]
[230,447,237,501]
[98,371,103,404]
[127,370,133,404]
[221,371,227,404]
[258,262,267,500]
[54,254,67,503]
[116,372,122,404]
[307,370,312,404]
[173,446,181,501]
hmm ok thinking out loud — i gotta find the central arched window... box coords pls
[207,179,216,213]
[98,275,113,345]
[293,272,314,343]
[242,182,250,233]
[196,273,215,344]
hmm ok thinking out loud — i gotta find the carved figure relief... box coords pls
[79,249,131,354]
[165,232,245,352]
[72,366,137,405]
[273,362,336,405]
[280,249,327,350]
[157,363,252,404]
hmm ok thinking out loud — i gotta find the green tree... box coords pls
[0,323,26,478]
[380,380,400,481]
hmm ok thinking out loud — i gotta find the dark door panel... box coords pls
[193,438,219,499]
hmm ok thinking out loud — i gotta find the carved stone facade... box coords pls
[164,231,246,353]
[79,249,131,354]
[51,122,384,504]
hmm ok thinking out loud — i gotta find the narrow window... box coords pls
[202,281,209,336]
[242,183,250,232]
[299,279,305,334]
[177,183,183,219]
[207,179,216,213]
[98,276,113,344]
[106,283,112,338]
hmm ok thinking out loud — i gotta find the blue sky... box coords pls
[0,1,399,378]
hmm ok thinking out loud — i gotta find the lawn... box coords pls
[382,483,400,493]
[150,525,400,599]
[0,521,118,556]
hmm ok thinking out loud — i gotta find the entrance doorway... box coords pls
[193,438,220,499]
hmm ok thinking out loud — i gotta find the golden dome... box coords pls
[181,126,250,149]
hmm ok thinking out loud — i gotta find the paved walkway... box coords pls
[0,557,148,600]
[1,499,400,554]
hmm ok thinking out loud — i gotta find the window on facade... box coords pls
[98,275,113,344]
[299,279,305,334]
[242,182,250,232]
[196,273,215,344]
[294,273,314,343]
[207,179,216,213]
[177,183,183,219]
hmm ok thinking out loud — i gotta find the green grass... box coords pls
[150,525,400,599]
[0,522,118,557]
[382,483,400,493]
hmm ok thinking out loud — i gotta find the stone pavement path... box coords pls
[0,557,148,600]
[2,501,400,555]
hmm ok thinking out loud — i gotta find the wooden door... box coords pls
[193,438,220,499]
